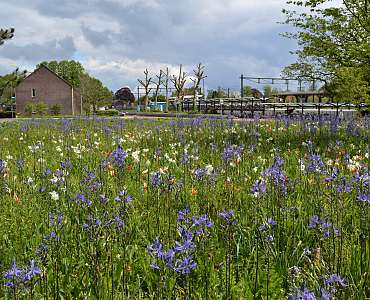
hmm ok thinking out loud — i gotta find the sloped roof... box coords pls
[17,64,78,91]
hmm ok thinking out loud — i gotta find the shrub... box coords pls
[50,103,63,115]
[0,110,14,118]
[35,102,48,116]
[95,110,119,116]
[24,103,35,116]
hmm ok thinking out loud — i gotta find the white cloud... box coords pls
[0,0,310,92]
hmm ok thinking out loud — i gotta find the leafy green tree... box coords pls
[241,86,253,97]
[207,86,226,98]
[0,69,27,97]
[35,102,48,115]
[139,94,166,104]
[263,85,273,98]
[0,28,14,46]
[50,103,63,115]
[24,103,35,116]
[78,73,112,115]
[36,60,85,88]
[281,0,370,105]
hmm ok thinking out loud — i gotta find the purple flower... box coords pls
[266,234,274,242]
[310,215,319,229]
[175,256,197,274]
[266,216,277,228]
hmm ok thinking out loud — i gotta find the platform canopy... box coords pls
[272,91,325,103]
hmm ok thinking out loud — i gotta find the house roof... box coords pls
[17,64,79,92]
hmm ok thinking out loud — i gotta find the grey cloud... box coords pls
[0,36,76,64]
[22,0,90,19]
[1,0,301,92]
[80,23,113,48]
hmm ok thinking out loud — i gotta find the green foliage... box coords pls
[0,28,14,46]
[140,94,166,104]
[50,103,63,115]
[94,109,119,116]
[263,85,273,98]
[36,60,85,88]
[24,103,35,116]
[241,86,253,97]
[0,110,14,118]
[207,86,227,98]
[79,73,113,115]
[2,116,370,298]
[281,0,370,103]
[0,69,27,97]
[35,102,48,115]
[333,67,370,106]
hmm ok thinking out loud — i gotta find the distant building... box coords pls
[15,65,82,115]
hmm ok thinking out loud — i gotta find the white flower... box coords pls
[205,164,214,175]
[50,191,59,201]
[132,150,140,163]
[50,177,58,184]
[143,149,149,152]
[6,155,13,160]
[38,158,45,163]
[142,169,148,174]
[3,137,8,141]
[27,177,33,183]
[56,146,62,152]
[253,167,258,172]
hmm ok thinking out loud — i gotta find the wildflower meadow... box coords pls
[1,114,370,299]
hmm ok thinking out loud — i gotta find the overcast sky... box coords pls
[0,0,327,95]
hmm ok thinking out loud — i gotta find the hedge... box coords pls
[95,110,120,116]
[0,111,15,118]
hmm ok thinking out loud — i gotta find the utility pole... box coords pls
[11,82,13,119]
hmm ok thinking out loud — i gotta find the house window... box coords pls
[31,89,36,97]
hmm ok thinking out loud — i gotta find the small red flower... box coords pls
[127,166,131,171]
[105,151,110,156]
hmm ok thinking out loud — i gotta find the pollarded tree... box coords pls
[138,69,153,110]
[0,28,14,46]
[170,65,187,112]
[161,68,171,112]
[190,63,207,111]
[151,70,164,111]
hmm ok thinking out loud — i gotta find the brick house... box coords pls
[15,65,82,115]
